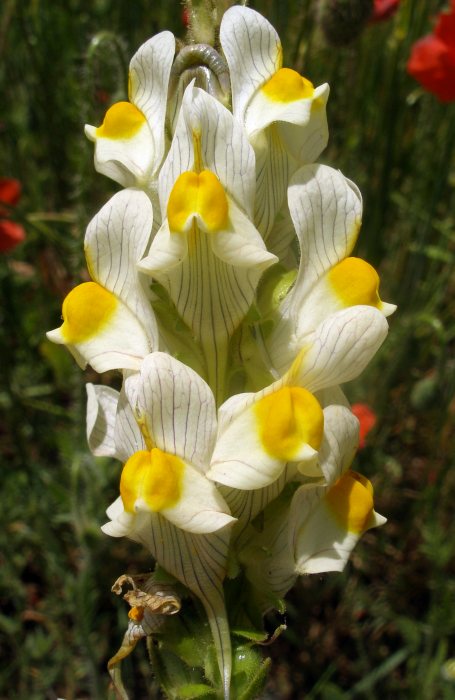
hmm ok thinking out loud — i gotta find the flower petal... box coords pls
[219,463,294,538]
[265,166,395,371]
[159,84,256,218]
[239,403,361,596]
[209,402,287,490]
[290,257,396,342]
[264,206,299,266]
[253,127,291,238]
[0,177,21,206]
[245,80,329,144]
[220,6,282,124]
[157,459,235,534]
[249,86,329,238]
[287,164,363,303]
[140,200,276,370]
[315,385,351,410]
[86,383,120,457]
[210,200,277,269]
[138,219,188,272]
[128,31,175,173]
[291,471,386,574]
[239,490,297,602]
[114,385,147,462]
[144,517,233,700]
[0,220,26,252]
[85,188,157,347]
[275,85,330,164]
[209,384,323,490]
[314,404,360,483]
[287,306,389,392]
[85,32,175,187]
[102,497,139,537]
[124,352,217,471]
[119,447,234,534]
[85,107,155,188]
[48,190,159,369]
[46,282,152,372]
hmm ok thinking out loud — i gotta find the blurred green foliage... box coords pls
[0,0,454,698]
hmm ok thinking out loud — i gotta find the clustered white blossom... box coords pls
[48,6,394,697]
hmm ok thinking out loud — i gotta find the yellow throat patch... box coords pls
[167,170,229,234]
[261,68,314,102]
[61,281,117,343]
[255,385,323,461]
[120,448,184,513]
[96,101,146,140]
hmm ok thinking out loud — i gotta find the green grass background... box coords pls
[0,0,454,698]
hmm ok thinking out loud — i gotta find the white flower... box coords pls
[288,402,386,577]
[262,164,396,375]
[47,189,157,372]
[220,6,329,237]
[85,31,175,189]
[92,353,234,536]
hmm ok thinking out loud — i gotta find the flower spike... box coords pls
[50,5,395,698]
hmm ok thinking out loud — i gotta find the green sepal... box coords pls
[148,615,220,698]
[202,642,221,690]
[156,599,213,669]
[231,645,272,700]
[183,0,216,46]
[230,628,269,643]
[202,637,272,700]
[148,640,201,699]
[255,264,297,320]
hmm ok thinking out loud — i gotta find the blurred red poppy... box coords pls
[370,0,401,23]
[351,403,377,449]
[0,177,25,252]
[407,1,455,102]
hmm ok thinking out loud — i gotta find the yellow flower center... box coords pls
[327,257,382,308]
[60,281,117,343]
[255,386,323,461]
[167,170,229,234]
[95,101,146,140]
[325,471,374,534]
[120,448,184,513]
[261,68,314,103]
